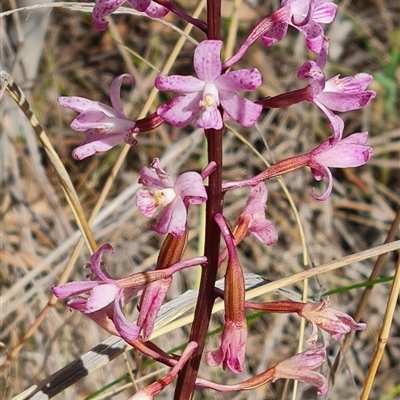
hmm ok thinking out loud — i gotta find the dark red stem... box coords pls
[173,1,222,398]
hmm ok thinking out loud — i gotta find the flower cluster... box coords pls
[53,0,375,398]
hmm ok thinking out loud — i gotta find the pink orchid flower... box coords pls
[206,318,247,374]
[52,243,141,342]
[221,118,372,201]
[136,158,207,237]
[58,74,137,160]
[308,121,372,200]
[245,298,366,347]
[219,183,278,265]
[155,40,263,129]
[92,0,168,31]
[272,343,328,395]
[296,38,376,128]
[262,0,337,53]
[299,298,366,347]
[259,38,376,130]
[234,182,278,246]
[197,344,328,395]
[207,214,247,374]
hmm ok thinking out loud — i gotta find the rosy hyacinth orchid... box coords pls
[261,0,337,53]
[59,74,137,160]
[296,38,376,127]
[207,214,247,374]
[245,299,366,347]
[155,40,262,129]
[136,158,207,237]
[219,183,278,265]
[271,343,329,394]
[52,243,141,342]
[308,127,372,200]
[259,38,376,130]
[197,344,328,395]
[223,117,372,200]
[299,298,366,347]
[53,243,207,342]
[233,182,278,246]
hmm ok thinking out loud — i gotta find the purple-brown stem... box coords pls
[173,1,222,398]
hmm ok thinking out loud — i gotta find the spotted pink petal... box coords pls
[193,40,223,82]
[145,2,169,18]
[52,281,99,299]
[92,0,126,31]
[216,69,262,92]
[219,91,262,127]
[155,74,204,93]
[72,131,124,160]
[127,0,151,12]
[58,96,116,116]
[157,92,202,127]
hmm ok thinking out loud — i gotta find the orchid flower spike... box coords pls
[92,0,168,31]
[262,0,337,53]
[155,40,263,129]
[58,74,137,160]
[136,158,207,237]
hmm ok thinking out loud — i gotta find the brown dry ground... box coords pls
[1,0,399,399]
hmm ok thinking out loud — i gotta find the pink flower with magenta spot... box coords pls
[155,40,262,129]
[136,158,207,237]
